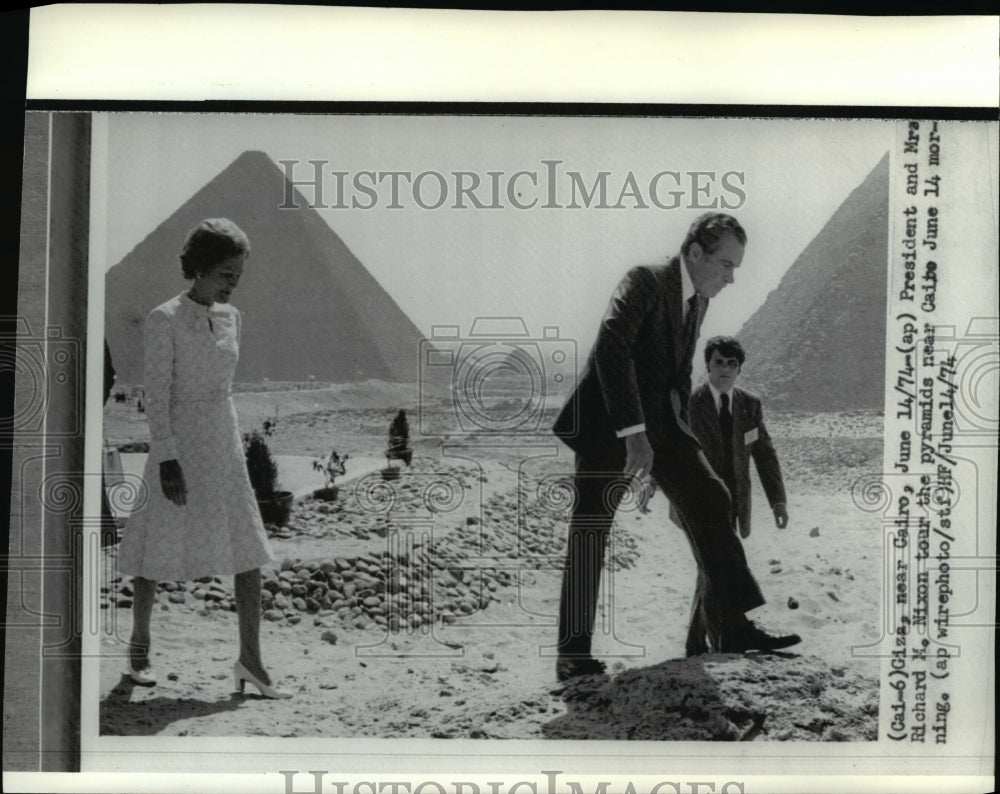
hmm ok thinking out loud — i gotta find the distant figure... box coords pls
[386,409,413,468]
[313,449,349,487]
[103,339,116,404]
[685,336,789,655]
[116,218,290,698]
[101,341,119,548]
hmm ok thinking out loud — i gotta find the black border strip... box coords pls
[2,8,32,772]
[23,100,1000,120]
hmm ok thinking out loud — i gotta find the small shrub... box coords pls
[244,424,278,501]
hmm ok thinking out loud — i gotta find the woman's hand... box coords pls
[159,459,187,506]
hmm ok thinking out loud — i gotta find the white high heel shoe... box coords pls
[126,659,157,687]
[233,660,292,699]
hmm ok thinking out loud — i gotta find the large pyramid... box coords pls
[105,151,424,384]
[735,153,889,411]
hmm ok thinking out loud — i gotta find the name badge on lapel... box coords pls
[744,427,759,445]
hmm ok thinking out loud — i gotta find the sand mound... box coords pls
[544,654,877,741]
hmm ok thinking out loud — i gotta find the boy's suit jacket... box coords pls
[688,383,785,537]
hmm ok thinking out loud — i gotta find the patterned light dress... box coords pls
[117,292,272,581]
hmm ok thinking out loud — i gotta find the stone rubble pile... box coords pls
[101,458,641,629]
[261,552,511,630]
[101,575,235,611]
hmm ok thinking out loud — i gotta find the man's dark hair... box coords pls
[681,213,747,257]
[704,335,746,367]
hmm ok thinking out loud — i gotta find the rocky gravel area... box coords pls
[102,457,640,634]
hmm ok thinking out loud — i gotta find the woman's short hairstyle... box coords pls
[680,213,747,257]
[179,218,251,279]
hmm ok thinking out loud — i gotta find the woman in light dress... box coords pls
[117,218,290,699]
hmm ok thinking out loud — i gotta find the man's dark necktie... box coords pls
[681,294,702,367]
[720,391,737,523]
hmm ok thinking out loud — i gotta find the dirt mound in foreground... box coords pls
[543,653,877,741]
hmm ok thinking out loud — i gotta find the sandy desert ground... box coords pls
[98,384,883,741]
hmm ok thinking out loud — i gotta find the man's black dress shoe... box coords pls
[740,624,801,652]
[555,656,607,682]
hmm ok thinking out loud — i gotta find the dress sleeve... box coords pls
[143,308,178,463]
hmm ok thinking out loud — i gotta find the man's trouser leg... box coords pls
[685,570,712,654]
[557,452,626,658]
[653,445,763,650]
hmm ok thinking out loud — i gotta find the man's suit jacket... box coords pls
[553,258,706,457]
[688,383,785,537]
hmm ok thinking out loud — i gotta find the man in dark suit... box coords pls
[552,213,799,682]
[684,335,792,655]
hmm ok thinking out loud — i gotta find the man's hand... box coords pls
[624,431,654,481]
[624,432,655,513]
[160,459,187,506]
[634,477,656,514]
[774,503,788,529]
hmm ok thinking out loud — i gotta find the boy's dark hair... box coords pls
[703,335,746,366]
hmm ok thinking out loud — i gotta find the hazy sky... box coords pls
[95,113,890,361]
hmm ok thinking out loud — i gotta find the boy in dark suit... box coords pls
[690,336,788,539]
[685,336,796,655]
